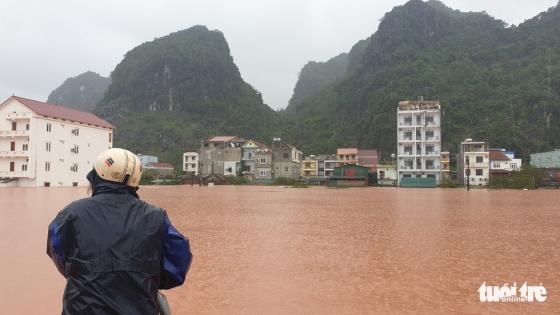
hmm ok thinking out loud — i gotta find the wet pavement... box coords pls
[0,186,558,314]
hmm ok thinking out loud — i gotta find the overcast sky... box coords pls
[0,0,557,110]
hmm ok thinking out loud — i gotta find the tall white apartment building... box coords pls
[397,100,442,185]
[183,151,199,175]
[0,96,113,187]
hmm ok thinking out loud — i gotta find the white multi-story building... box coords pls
[397,100,442,185]
[0,96,113,187]
[183,152,198,175]
[457,139,490,187]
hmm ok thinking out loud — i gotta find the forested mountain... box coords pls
[47,71,110,111]
[281,0,560,160]
[288,53,348,108]
[95,25,277,164]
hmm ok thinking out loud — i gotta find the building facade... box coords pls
[254,149,273,182]
[199,136,245,177]
[271,138,302,179]
[530,150,560,169]
[137,154,158,166]
[0,96,113,187]
[440,151,450,182]
[489,149,521,177]
[301,156,319,177]
[183,152,199,175]
[357,149,379,173]
[336,148,358,166]
[457,139,489,187]
[397,100,442,185]
[377,164,398,186]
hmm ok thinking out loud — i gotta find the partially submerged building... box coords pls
[0,96,113,187]
[183,151,199,176]
[457,139,489,187]
[271,138,302,179]
[377,165,398,186]
[397,100,442,186]
[199,136,245,177]
[328,164,369,187]
[530,150,560,187]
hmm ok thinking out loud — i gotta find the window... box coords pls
[10,162,15,172]
[46,142,51,152]
[416,115,422,124]
[284,167,289,173]
[11,122,17,131]
[260,170,267,177]
[45,162,51,172]
[71,128,79,136]
[404,131,412,140]
[44,182,50,187]
[46,123,52,132]
[283,152,289,159]
[191,163,196,168]
[109,132,112,143]
[404,146,413,155]
[475,169,483,176]
[426,160,435,169]
[191,156,196,161]
[10,141,15,151]
[73,182,78,187]
[22,164,27,171]
[260,158,267,164]
[476,156,483,163]
[71,145,79,154]
[425,116,434,124]
[426,145,434,154]
[248,152,252,158]
[427,174,436,178]
[404,117,412,125]
[71,164,78,172]
[22,144,28,151]
[493,162,501,168]
[426,130,434,138]
[26,124,30,130]
[203,142,209,147]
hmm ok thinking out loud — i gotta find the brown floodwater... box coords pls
[0,186,558,314]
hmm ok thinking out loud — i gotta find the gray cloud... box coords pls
[0,0,557,109]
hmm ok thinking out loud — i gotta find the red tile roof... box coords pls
[6,96,113,129]
[489,150,511,161]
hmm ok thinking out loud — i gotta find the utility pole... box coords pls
[466,156,471,191]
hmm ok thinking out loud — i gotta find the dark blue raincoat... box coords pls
[47,170,192,314]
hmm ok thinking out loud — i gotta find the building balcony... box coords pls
[0,170,30,178]
[0,130,30,137]
[6,112,32,120]
[0,150,29,158]
[425,136,440,142]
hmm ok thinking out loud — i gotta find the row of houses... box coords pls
[183,136,381,184]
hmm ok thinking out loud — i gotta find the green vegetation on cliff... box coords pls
[282,0,560,160]
[47,71,110,111]
[95,26,277,164]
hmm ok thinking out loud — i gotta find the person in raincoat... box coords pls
[47,148,192,314]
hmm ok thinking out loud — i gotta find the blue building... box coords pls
[530,150,560,168]
[137,154,159,166]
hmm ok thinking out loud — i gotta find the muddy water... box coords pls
[0,186,558,314]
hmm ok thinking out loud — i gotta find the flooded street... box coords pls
[0,186,558,314]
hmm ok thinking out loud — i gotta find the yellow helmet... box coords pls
[94,148,143,187]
